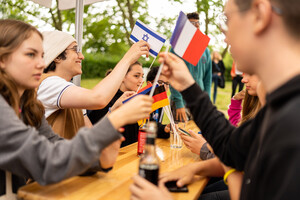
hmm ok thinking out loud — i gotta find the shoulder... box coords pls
[38,76,74,95]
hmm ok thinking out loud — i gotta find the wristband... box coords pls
[223,168,237,185]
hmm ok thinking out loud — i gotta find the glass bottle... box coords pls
[138,122,160,185]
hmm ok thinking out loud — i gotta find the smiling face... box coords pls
[120,63,144,92]
[242,73,259,96]
[0,32,45,96]
[57,42,84,79]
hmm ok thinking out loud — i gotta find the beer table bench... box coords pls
[18,121,208,200]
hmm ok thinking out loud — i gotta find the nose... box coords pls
[78,52,84,60]
[38,57,46,69]
[241,77,248,84]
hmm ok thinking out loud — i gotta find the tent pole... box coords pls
[73,0,84,86]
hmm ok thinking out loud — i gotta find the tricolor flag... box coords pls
[170,11,210,66]
[130,20,167,57]
[123,83,169,113]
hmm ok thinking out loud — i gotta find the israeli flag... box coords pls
[130,20,167,57]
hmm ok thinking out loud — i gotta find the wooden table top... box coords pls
[18,121,208,200]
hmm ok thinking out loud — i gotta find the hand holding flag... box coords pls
[130,20,167,58]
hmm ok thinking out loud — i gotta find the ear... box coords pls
[54,57,62,64]
[252,0,272,35]
[0,58,6,69]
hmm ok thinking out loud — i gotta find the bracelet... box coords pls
[223,168,237,185]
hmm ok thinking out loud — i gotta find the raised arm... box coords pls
[60,41,150,109]
[159,52,258,170]
[0,94,152,185]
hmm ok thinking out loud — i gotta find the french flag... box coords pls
[170,11,210,66]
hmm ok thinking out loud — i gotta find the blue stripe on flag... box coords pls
[130,34,139,42]
[136,21,166,43]
[130,33,158,56]
[123,87,152,103]
[149,49,158,56]
[170,11,187,47]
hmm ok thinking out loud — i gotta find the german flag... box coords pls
[151,85,169,113]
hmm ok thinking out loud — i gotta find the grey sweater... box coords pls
[0,94,121,191]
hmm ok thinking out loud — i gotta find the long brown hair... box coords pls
[0,19,44,127]
[240,91,261,125]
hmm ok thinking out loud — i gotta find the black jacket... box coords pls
[88,90,139,147]
[88,90,169,147]
[181,75,300,199]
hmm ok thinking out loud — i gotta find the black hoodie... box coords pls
[181,75,300,199]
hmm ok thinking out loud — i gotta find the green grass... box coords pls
[81,78,102,89]
[210,81,233,118]
[81,79,233,121]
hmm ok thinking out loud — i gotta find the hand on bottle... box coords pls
[99,137,125,169]
[108,95,153,129]
[180,130,207,155]
[233,89,245,101]
[159,163,197,188]
[123,40,150,65]
[130,175,173,200]
[158,52,195,92]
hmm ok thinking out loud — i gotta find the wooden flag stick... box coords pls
[149,43,170,97]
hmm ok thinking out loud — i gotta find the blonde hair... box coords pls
[212,51,222,61]
[0,19,44,127]
[240,91,261,125]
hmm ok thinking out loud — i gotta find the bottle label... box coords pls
[139,164,159,185]
[137,130,146,156]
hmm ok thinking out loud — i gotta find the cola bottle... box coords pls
[138,122,160,185]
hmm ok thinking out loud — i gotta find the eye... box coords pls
[26,52,35,58]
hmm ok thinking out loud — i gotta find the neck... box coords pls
[18,88,24,98]
[119,84,127,92]
[47,70,72,82]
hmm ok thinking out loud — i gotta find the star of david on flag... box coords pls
[130,20,167,57]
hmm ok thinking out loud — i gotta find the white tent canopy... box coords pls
[29,0,104,10]
[29,0,108,85]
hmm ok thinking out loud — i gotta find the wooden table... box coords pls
[18,121,208,200]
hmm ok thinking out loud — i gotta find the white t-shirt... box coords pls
[37,76,74,118]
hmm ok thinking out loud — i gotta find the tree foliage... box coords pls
[1,0,231,77]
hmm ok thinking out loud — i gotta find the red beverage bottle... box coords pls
[137,126,147,156]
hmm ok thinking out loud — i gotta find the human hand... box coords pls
[159,163,197,188]
[176,108,187,122]
[111,91,136,112]
[233,89,245,100]
[218,72,221,76]
[159,52,195,92]
[164,124,171,133]
[123,40,150,65]
[130,175,173,200]
[108,95,153,129]
[99,137,125,169]
[180,130,207,155]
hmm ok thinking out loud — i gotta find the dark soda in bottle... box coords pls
[138,122,159,185]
